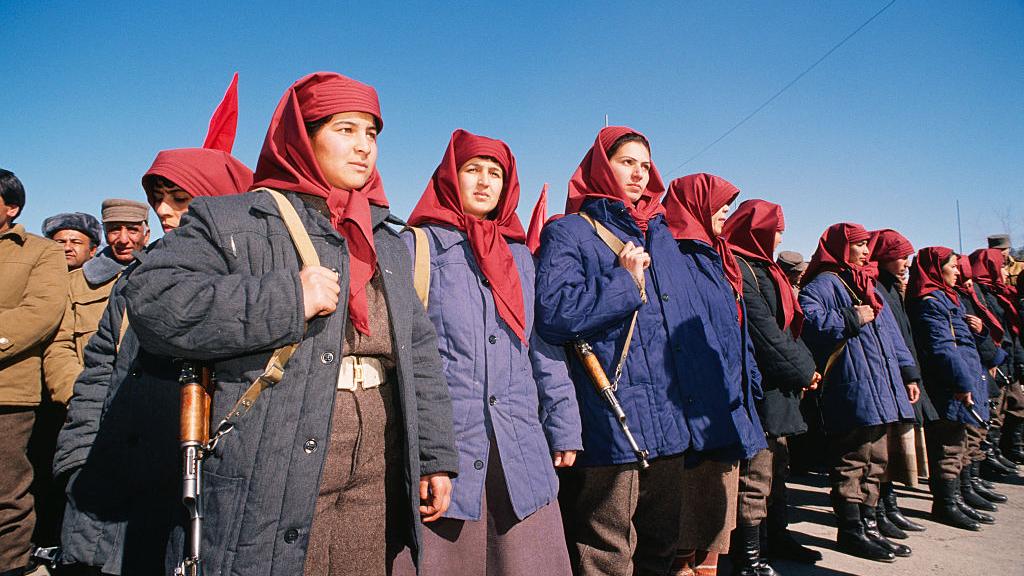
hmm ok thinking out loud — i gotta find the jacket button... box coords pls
[674,346,682,352]
[661,294,670,302]
[481,277,491,287]
[0,337,8,346]
[488,335,497,344]
[303,439,318,453]
[474,459,484,470]
[284,528,299,543]
[488,395,498,406]
[686,396,694,404]
[320,352,335,364]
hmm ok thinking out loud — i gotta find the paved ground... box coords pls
[742,470,1024,576]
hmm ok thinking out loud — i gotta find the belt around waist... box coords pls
[338,356,387,391]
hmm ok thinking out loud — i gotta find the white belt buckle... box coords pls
[338,356,384,391]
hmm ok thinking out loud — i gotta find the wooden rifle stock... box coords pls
[573,341,650,469]
[177,361,213,576]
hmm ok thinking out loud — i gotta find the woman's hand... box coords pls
[419,473,452,523]
[854,305,876,325]
[618,241,650,287]
[954,391,973,405]
[905,382,921,404]
[300,266,341,320]
[553,451,577,468]
[805,371,822,391]
[965,314,984,334]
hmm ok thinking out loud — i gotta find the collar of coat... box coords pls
[0,223,27,244]
[249,190,400,240]
[82,246,130,285]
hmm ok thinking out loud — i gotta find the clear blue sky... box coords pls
[3,1,1021,256]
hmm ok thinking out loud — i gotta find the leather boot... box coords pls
[765,501,821,563]
[730,524,779,576]
[931,478,981,531]
[960,468,997,511]
[1001,414,1024,464]
[981,450,1012,480]
[880,482,924,532]
[954,487,996,524]
[987,428,1019,471]
[969,461,1007,503]
[834,501,895,562]
[874,497,908,540]
[860,504,911,557]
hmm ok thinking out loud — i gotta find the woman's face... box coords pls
[149,182,192,232]
[773,231,784,251]
[311,111,379,190]
[941,254,960,287]
[711,203,730,236]
[847,240,870,267]
[608,141,651,203]
[457,156,504,220]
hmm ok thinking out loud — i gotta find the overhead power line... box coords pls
[665,0,898,178]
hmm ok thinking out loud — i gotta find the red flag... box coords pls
[203,73,239,153]
[526,183,548,254]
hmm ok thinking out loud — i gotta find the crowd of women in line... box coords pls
[37,70,1024,576]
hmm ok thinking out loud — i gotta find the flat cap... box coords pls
[101,198,149,224]
[41,212,103,246]
[777,250,807,272]
[987,234,1011,249]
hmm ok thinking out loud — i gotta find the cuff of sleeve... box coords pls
[841,307,863,337]
[900,364,922,385]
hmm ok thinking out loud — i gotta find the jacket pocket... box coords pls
[199,471,246,576]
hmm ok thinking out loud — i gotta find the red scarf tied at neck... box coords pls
[970,248,1021,336]
[802,223,885,313]
[143,73,254,203]
[408,129,528,343]
[252,72,389,336]
[956,256,1005,344]
[663,173,744,298]
[907,246,959,305]
[723,199,804,337]
[565,126,665,232]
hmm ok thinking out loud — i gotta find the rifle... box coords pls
[961,399,989,430]
[176,361,214,576]
[573,340,650,469]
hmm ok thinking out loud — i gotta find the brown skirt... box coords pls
[678,459,739,553]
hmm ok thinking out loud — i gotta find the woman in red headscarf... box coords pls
[55,75,257,575]
[533,127,691,575]
[389,129,581,576]
[660,175,767,576]
[970,248,1024,466]
[124,72,458,576]
[798,223,919,563]
[906,247,994,530]
[721,199,822,571]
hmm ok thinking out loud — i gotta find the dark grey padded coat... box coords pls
[124,190,458,576]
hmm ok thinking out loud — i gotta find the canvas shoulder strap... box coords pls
[208,189,319,445]
[577,212,640,389]
[405,226,431,309]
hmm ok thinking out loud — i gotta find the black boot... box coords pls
[987,428,1019,471]
[765,501,821,563]
[1001,414,1024,464]
[960,468,997,511]
[860,504,911,557]
[931,478,981,531]
[969,461,1007,503]
[835,501,895,562]
[954,487,996,524]
[981,450,1013,480]
[880,482,925,532]
[874,496,908,540]
[731,523,779,576]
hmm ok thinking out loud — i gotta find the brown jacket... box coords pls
[0,224,69,406]
[43,254,122,404]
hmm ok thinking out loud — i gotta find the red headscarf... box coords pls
[956,256,1005,344]
[802,222,885,313]
[663,173,743,297]
[907,246,959,305]
[408,129,528,343]
[565,126,665,231]
[526,183,548,255]
[143,73,254,202]
[252,72,388,336]
[970,248,1021,336]
[723,199,803,336]
[869,229,914,263]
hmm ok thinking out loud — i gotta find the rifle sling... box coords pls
[578,212,641,389]
[406,226,431,309]
[212,189,318,439]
